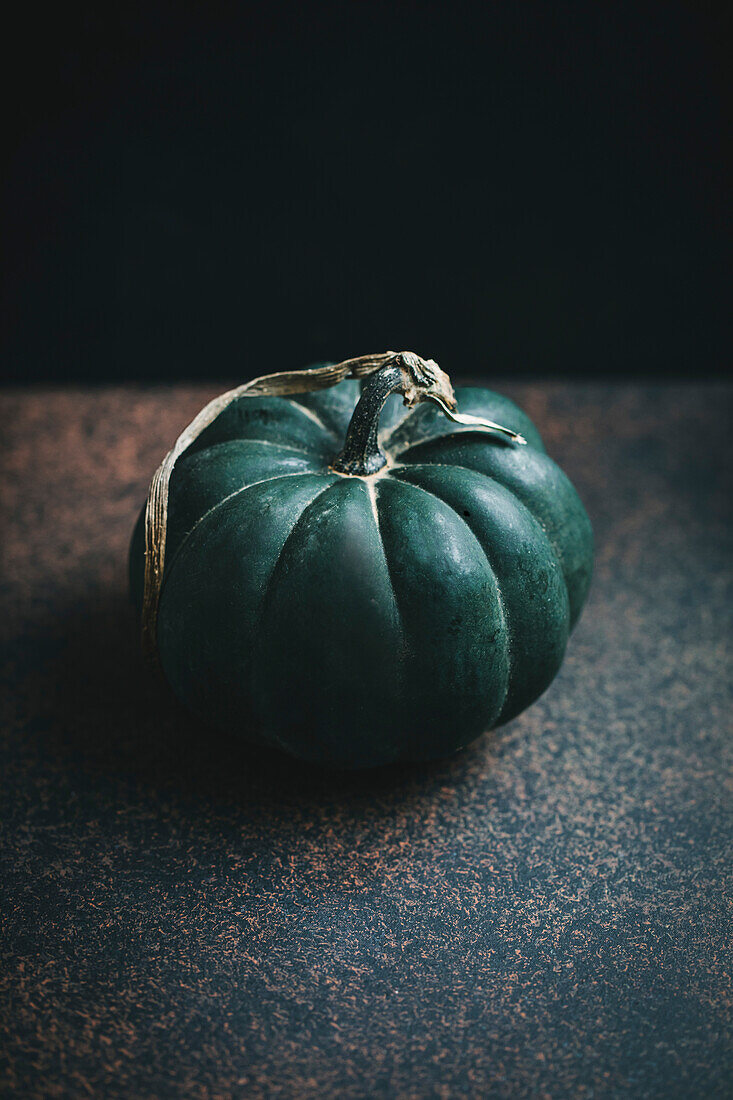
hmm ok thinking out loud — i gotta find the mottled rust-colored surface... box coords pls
[1,384,731,1099]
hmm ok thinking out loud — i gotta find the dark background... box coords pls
[2,0,730,386]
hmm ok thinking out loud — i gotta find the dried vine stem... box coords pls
[141,351,525,661]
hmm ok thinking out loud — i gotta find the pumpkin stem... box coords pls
[331,352,458,476]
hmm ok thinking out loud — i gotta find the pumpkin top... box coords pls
[139,352,528,659]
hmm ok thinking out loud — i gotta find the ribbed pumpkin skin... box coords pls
[130,380,593,768]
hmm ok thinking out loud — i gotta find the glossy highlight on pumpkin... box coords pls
[130,377,593,768]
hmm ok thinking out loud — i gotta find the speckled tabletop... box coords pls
[1,383,731,1099]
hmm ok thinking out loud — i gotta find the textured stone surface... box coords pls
[1,383,731,1098]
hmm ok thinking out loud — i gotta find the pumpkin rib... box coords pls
[247,480,343,660]
[186,397,340,460]
[156,474,339,747]
[366,479,404,641]
[390,428,540,460]
[250,477,406,766]
[391,458,512,511]
[383,474,513,724]
[393,460,566,570]
[392,462,571,724]
[394,451,578,621]
[185,436,322,460]
[281,397,344,443]
[394,454,569,584]
[284,382,361,441]
[160,472,334,593]
[163,443,324,573]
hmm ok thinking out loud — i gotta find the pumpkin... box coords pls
[130,354,592,768]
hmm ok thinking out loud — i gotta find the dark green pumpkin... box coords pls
[130,373,592,768]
